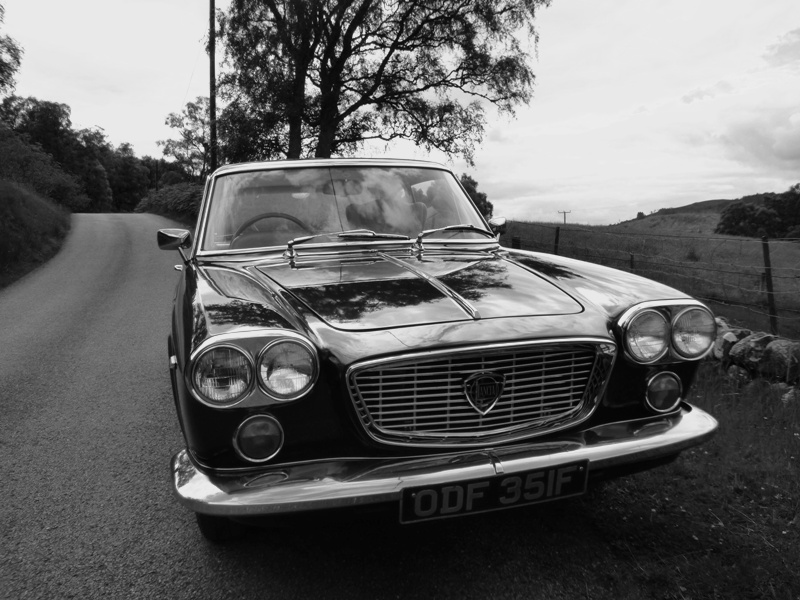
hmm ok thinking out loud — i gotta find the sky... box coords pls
[4,0,800,224]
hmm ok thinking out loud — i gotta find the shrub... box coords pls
[134,182,203,225]
[0,180,70,288]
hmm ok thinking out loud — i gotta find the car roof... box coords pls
[211,158,452,177]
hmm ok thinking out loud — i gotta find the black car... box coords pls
[158,158,718,541]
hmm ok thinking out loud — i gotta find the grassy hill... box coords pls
[609,198,736,236]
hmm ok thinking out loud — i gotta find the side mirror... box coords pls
[158,229,192,251]
[488,217,507,236]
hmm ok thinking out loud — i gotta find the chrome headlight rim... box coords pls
[623,308,670,364]
[256,337,319,401]
[671,306,716,360]
[190,343,255,408]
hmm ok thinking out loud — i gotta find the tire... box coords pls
[195,513,247,543]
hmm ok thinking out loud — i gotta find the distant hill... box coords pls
[608,194,778,236]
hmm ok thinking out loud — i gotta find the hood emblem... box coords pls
[463,372,505,415]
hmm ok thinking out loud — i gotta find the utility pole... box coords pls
[558,210,571,224]
[209,0,218,173]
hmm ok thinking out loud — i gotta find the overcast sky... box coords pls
[5,0,800,224]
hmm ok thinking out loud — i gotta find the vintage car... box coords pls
[158,158,718,541]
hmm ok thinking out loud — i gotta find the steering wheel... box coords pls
[231,212,313,244]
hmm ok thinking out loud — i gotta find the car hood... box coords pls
[253,251,584,331]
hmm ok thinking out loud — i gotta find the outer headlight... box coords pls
[192,346,253,405]
[625,310,669,363]
[257,339,318,400]
[672,307,716,359]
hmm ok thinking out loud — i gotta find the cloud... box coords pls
[763,28,800,67]
[719,108,800,175]
[681,80,734,104]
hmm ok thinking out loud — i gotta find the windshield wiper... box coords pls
[286,229,410,257]
[337,230,409,240]
[415,224,496,247]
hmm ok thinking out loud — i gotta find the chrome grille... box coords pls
[348,341,615,447]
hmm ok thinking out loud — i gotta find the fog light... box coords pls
[234,415,284,462]
[645,372,683,413]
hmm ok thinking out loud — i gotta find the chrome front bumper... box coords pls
[172,404,717,517]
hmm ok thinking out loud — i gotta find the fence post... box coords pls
[630,253,635,272]
[761,236,779,335]
[553,227,560,255]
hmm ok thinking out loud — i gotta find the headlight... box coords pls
[257,339,318,400]
[192,346,253,405]
[672,307,716,359]
[624,310,669,363]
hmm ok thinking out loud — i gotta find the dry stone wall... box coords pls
[713,317,800,403]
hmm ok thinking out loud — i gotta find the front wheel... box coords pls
[195,513,247,543]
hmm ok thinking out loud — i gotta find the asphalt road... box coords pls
[0,213,648,600]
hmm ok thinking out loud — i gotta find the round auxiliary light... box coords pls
[625,310,669,363]
[234,415,284,462]
[192,346,253,405]
[257,339,318,400]
[645,372,683,413]
[672,307,716,359]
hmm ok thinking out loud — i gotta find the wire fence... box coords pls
[500,222,800,341]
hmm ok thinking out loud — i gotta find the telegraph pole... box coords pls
[558,210,571,224]
[209,0,218,172]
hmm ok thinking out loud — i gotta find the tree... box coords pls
[765,183,800,238]
[218,0,548,163]
[1,96,74,164]
[140,155,189,190]
[2,95,153,212]
[0,4,22,96]
[158,97,211,179]
[459,173,493,219]
[715,202,782,238]
[0,125,89,210]
[106,143,150,211]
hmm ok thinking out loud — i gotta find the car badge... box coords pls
[463,372,505,415]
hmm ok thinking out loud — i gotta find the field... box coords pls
[500,214,800,340]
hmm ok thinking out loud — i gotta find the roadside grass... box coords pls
[582,363,800,599]
[0,181,70,290]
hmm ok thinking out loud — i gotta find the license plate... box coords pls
[399,460,588,523]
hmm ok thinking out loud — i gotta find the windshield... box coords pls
[200,166,488,252]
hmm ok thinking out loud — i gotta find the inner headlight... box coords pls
[257,339,318,400]
[192,346,253,405]
[625,310,669,363]
[672,307,716,359]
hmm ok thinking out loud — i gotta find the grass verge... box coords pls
[0,181,71,290]
[581,363,799,599]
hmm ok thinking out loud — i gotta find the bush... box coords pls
[0,180,70,288]
[715,201,781,237]
[0,125,90,211]
[134,182,203,225]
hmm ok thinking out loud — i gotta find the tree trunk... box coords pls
[314,89,340,158]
